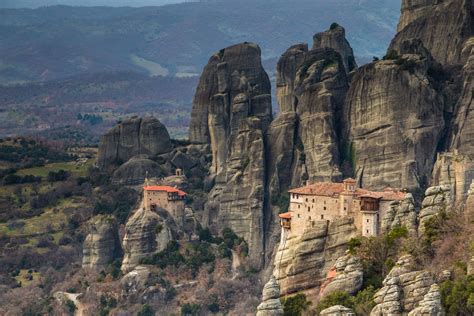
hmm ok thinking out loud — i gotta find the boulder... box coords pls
[121,266,151,300]
[256,276,284,316]
[112,157,162,185]
[98,116,172,169]
[320,305,355,316]
[82,215,122,269]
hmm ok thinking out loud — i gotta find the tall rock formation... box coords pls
[343,41,445,191]
[188,42,272,268]
[274,218,358,300]
[313,24,357,74]
[98,116,172,169]
[256,276,284,316]
[391,0,473,65]
[82,215,122,269]
[121,207,180,272]
[407,284,445,316]
[319,253,364,298]
[320,305,355,316]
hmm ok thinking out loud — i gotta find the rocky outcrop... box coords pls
[82,215,122,269]
[391,0,473,65]
[274,218,358,300]
[320,305,355,316]
[407,284,444,316]
[112,157,162,185]
[256,276,284,316]
[189,43,272,269]
[313,24,357,73]
[320,254,363,298]
[343,42,445,191]
[121,266,151,301]
[371,255,436,316]
[419,186,452,234]
[381,193,417,234]
[121,207,180,272]
[98,116,172,169]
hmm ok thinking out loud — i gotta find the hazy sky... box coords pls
[0,0,192,8]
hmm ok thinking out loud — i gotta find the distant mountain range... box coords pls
[0,0,400,84]
[0,0,188,8]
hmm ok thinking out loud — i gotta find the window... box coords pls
[309,216,312,220]
[344,207,347,211]
[367,219,370,223]
[298,205,300,209]
[323,207,327,210]
[366,230,369,234]
[313,199,315,203]
[298,214,300,218]
[321,215,324,219]
[308,207,310,212]
[306,198,308,202]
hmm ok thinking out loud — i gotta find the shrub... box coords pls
[330,22,340,30]
[440,274,474,315]
[383,50,399,60]
[181,303,201,315]
[47,170,70,182]
[281,293,311,316]
[65,299,76,315]
[315,291,353,315]
[137,304,154,316]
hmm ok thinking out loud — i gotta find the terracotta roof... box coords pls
[144,185,186,196]
[279,212,293,219]
[288,182,404,201]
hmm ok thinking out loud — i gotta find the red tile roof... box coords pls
[288,182,404,201]
[279,212,293,219]
[144,185,186,196]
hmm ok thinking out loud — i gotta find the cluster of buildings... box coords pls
[279,178,406,237]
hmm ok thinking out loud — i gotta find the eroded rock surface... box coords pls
[256,276,284,316]
[343,42,445,191]
[320,305,355,316]
[381,193,417,234]
[391,0,473,65]
[320,254,363,298]
[274,218,358,300]
[121,207,179,272]
[112,157,162,185]
[407,284,444,316]
[98,116,172,169]
[82,215,122,269]
[371,255,435,316]
[419,186,452,234]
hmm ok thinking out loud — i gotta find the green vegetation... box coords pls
[137,304,154,316]
[281,293,311,316]
[330,22,340,30]
[440,274,474,315]
[315,287,377,315]
[181,303,201,316]
[271,192,290,213]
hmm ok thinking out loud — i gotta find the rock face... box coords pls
[189,43,272,268]
[391,0,473,65]
[419,186,452,234]
[98,116,172,169]
[407,284,445,316]
[121,207,179,272]
[312,24,357,73]
[371,255,436,316]
[82,215,122,269]
[343,42,445,191]
[320,305,355,316]
[381,193,417,234]
[274,218,358,300]
[256,276,284,316]
[112,157,162,185]
[320,254,364,298]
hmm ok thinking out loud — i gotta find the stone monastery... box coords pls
[142,185,187,223]
[279,178,405,237]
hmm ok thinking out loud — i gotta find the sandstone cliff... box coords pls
[319,253,364,298]
[98,116,172,169]
[82,215,122,269]
[112,157,162,185]
[391,0,473,65]
[343,41,445,191]
[418,186,452,235]
[320,305,355,316]
[381,193,417,234]
[273,218,358,300]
